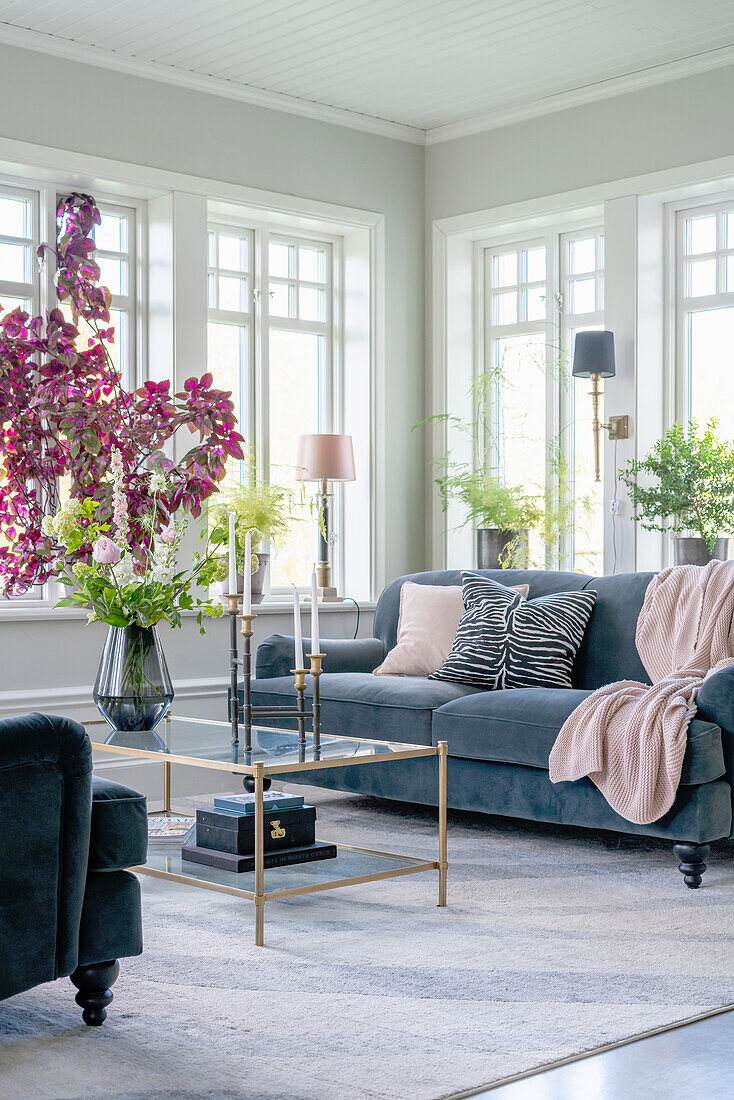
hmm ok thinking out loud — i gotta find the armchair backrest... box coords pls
[0,713,92,1002]
[373,568,654,689]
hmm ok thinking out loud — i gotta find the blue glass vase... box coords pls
[93,625,174,747]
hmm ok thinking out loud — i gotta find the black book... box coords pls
[181,841,337,873]
[196,805,316,855]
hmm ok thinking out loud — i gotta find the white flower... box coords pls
[41,515,56,536]
[150,471,168,493]
[113,556,136,586]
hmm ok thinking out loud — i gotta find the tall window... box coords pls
[560,230,605,575]
[483,226,604,573]
[675,201,734,436]
[58,200,138,387]
[0,185,36,318]
[207,222,337,594]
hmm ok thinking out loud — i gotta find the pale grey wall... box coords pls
[426,63,734,220]
[0,43,424,711]
[425,63,734,574]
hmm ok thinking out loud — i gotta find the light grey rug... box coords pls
[3,785,734,1100]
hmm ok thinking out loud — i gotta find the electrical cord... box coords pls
[342,596,361,639]
[611,436,619,576]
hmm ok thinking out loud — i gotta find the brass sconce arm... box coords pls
[588,372,629,482]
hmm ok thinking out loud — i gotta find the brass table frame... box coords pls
[88,717,448,946]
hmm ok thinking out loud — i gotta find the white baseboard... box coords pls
[0,676,228,721]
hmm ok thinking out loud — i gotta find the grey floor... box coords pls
[464,1007,734,1098]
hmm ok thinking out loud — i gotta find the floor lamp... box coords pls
[296,433,356,601]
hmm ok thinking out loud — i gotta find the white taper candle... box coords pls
[292,584,304,670]
[228,513,237,595]
[244,529,252,615]
[310,566,319,655]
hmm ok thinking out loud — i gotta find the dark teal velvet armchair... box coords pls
[0,713,147,1024]
[251,568,734,889]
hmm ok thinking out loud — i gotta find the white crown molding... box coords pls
[425,43,734,145]
[0,23,425,147]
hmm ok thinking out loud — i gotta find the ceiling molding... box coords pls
[0,22,426,146]
[425,43,734,145]
[4,21,734,151]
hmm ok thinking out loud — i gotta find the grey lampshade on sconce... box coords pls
[572,330,628,482]
[572,330,616,379]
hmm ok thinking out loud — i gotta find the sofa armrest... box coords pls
[255,634,386,679]
[697,667,734,741]
[0,713,93,1001]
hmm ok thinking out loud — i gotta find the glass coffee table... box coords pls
[86,716,448,945]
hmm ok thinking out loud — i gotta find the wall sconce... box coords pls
[572,330,629,482]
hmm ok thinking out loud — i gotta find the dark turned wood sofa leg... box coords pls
[673,843,710,889]
[70,960,120,1026]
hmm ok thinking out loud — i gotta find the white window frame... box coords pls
[0,177,146,610]
[671,196,734,427]
[207,213,343,598]
[479,222,605,571]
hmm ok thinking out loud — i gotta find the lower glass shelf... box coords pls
[139,839,437,900]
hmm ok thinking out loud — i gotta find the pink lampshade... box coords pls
[296,434,356,482]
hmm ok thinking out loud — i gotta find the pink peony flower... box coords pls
[159,526,177,545]
[92,536,121,565]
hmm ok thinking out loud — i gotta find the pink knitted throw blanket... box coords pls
[548,560,734,824]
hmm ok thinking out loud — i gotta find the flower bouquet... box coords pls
[45,449,229,738]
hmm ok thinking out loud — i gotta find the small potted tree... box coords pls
[622,419,734,564]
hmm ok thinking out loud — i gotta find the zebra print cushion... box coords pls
[429,572,596,690]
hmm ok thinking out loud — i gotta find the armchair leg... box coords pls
[70,960,120,1026]
[673,842,710,889]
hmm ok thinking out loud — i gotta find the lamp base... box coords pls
[307,587,345,602]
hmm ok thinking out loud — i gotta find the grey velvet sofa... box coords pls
[251,569,734,888]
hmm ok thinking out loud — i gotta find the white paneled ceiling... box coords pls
[2,0,734,142]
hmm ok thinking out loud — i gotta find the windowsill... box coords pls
[0,599,377,623]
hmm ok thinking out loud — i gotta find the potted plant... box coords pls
[434,468,542,568]
[621,419,734,565]
[209,470,296,602]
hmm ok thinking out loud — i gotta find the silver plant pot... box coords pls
[674,537,734,565]
[217,553,270,604]
[251,552,269,605]
[476,528,529,570]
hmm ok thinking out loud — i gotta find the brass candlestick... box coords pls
[227,611,325,783]
[226,594,242,753]
[239,613,256,753]
[307,653,325,751]
[292,667,308,743]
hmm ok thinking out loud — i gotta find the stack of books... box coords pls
[181,790,337,872]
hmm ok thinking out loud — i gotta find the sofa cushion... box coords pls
[432,688,726,786]
[430,574,597,690]
[89,776,148,871]
[250,673,482,746]
[571,571,654,688]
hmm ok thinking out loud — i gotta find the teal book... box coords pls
[214,791,304,814]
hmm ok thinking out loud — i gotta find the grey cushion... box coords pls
[572,571,653,689]
[250,673,481,746]
[432,688,726,786]
[89,776,148,871]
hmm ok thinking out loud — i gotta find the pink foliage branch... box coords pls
[0,192,244,595]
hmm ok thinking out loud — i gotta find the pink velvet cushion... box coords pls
[373,580,529,677]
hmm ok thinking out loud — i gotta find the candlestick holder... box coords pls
[227,609,324,791]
